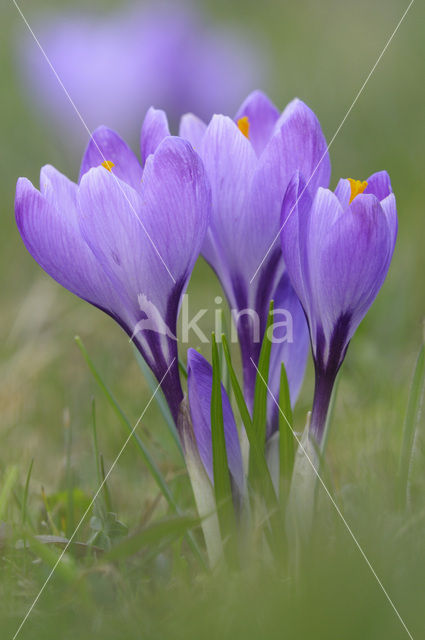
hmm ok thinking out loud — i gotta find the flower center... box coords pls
[101,160,115,172]
[348,178,368,203]
[237,116,250,139]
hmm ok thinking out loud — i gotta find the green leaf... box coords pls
[221,335,253,433]
[216,312,231,397]
[222,334,278,506]
[89,511,128,550]
[252,301,274,450]
[211,333,236,555]
[75,336,206,569]
[99,453,113,514]
[21,458,34,528]
[105,515,200,562]
[64,408,74,538]
[278,363,295,505]
[24,535,78,584]
[398,343,425,509]
[178,357,188,380]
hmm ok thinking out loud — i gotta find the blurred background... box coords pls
[0,0,424,637]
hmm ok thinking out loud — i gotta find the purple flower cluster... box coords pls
[15,90,397,491]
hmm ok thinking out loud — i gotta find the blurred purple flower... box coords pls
[15,126,211,422]
[281,171,398,441]
[18,2,265,145]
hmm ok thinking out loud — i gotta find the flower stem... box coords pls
[310,370,337,443]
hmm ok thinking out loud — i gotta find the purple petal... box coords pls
[234,90,280,156]
[15,169,119,312]
[78,136,210,324]
[270,273,310,402]
[79,126,143,191]
[140,136,211,291]
[187,349,244,493]
[315,193,395,351]
[334,178,351,209]
[267,273,310,435]
[255,99,330,218]
[280,172,314,319]
[179,113,207,150]
[140,107,170,165]
[364,170,392,200]
[199,115,258,293]
[381,193,398,250]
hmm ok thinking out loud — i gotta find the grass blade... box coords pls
[64,408,74,538]
[252,301,274,450]
[91,398,102,488]
[278,363,295,505]
[222,335,278,505]
[105,515,200,562]
[211,333,236,557]
[178,357,188,380]
[222,335,253,432]
[21,458,34,528]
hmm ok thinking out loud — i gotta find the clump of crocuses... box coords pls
[15,90,397,565]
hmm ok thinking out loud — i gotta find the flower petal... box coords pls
[267,272,310,435]
[15,170,119,312]
[140,136,211,295]
[270,272,309,402]
[280,172,314,319]
[255,99,330,217]
[334,178,351,209]
[179,113,207,150]
[315,194,394,352]
[78,136,210,323]
[234,90,280,156]
[79,126,143,191]
[199,115,258,294]
[140,107,170,165]
[364,170,392,200]
[187,349,244,493]
[381,193,398,250]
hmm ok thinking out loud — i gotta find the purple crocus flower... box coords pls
[18,3,264,146]
[281,171,398,442]
[179,90,330,413]
[186,349,244,495]
[15,126,211,423]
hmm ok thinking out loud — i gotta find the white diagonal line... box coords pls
[13,0,176,284]
[250,357,414,640]
[11,358,176,640]
[250,0,415,284]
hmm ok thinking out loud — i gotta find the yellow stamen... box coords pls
[237,116,250,139]
[348,178,368,203]
[101,160,115,172]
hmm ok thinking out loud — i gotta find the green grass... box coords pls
[1,0,425,638]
